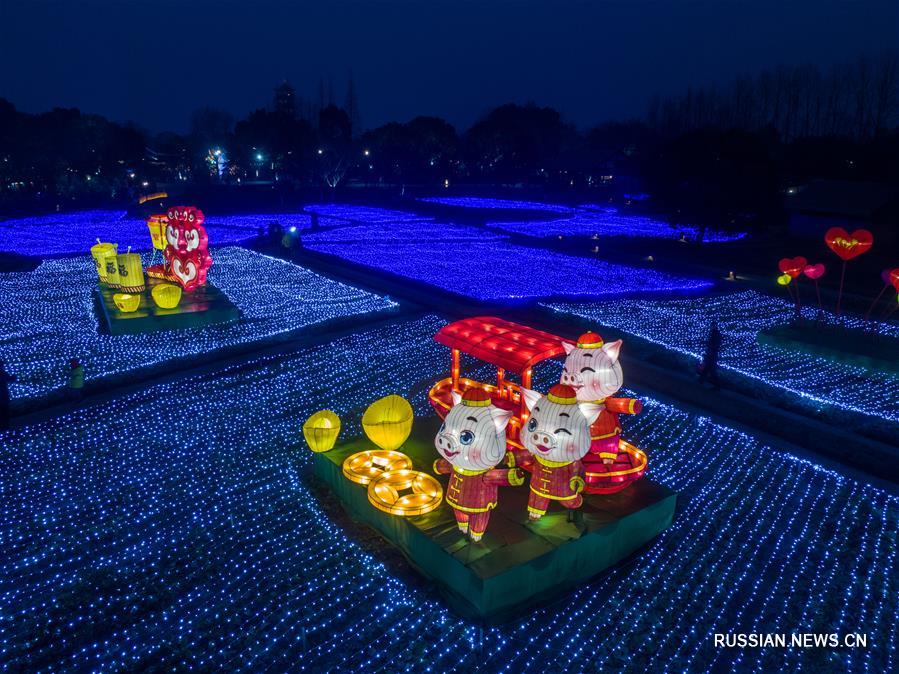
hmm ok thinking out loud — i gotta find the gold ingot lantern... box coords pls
[116,253,145,292]
[113,293,141,313]
[302,410,341,453]
[90,242,117,283]
[151,283,182,309]
[362,395,413,451]
[367,469,443,516]
[342,450,412,486]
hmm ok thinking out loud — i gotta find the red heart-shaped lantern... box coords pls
[778,256,807,278]
[889,268,899,292]
[825,228,873,261]
[803,263,825,280]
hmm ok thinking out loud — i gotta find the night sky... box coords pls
[2,0,896,133]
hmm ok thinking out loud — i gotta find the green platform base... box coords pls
[95,278,241,335]
[312,420,676,620]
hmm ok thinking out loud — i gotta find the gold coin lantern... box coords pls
[302,410,341,453]
[362,395,413,451]
[367,469,443,517]
[342,450,412,486]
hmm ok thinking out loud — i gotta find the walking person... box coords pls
[697,321,722,389]
[68,358,85,402]
[0,360,16,430]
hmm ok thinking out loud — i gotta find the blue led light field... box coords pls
[305,240,712,302]
[0,210,314,256]
[419,197,745,242]
[0,247,395,400]
[0,315,894,672]
[544,291,899,424]
[419,196,575,213]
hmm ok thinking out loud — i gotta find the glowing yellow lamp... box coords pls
[302,410,341,453]
[776,274,792,286]
[151,283,182,309]
[342,450,412,485]
[113,293,141,313]
[362,394,413,451]
[367,469,443,517]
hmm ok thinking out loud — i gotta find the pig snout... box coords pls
[437,433,459,454]
[561,371,583,388]
[530,431,555,450]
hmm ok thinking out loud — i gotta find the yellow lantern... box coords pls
[367,469,443,516]
[116,253,145,292]
[777,274,792,286]
[113,293,141,313]
[342,450,412,485]
[104,248,121,288]
[362,395,413,451]
[151,283,182,309]
[146,215,168,251]
[90,242,116,282]
[302,410,341,453]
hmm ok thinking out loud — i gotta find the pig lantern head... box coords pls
[560,332,624,402]
[435,389,512,471]
[163,206,213,292]
[521,384,601,463]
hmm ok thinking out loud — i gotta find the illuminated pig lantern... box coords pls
[433,389,524,542]
[161,207,212,292]
[561,333,643,466]
[519,384,601,519]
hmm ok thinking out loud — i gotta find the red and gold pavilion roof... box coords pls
[434,316,571,374]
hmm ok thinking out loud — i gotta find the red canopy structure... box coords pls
[430,317,573,450]
[434,317,570,375]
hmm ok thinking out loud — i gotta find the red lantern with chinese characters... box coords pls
[148,206,213,292]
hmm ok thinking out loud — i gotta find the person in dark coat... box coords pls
[68,358,85,401]
[698,321,722,388]
[0,360,16,430]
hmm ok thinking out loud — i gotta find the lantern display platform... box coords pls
[312,418,676,621]
[94,278,240,336]
[757,323,899,375]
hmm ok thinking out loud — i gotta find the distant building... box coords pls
[784,180,899,239]
[273,81,296,117]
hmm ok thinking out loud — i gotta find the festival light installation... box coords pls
[361,395,413,452]
[90,241,116,282]
[0,248,396,401]
[150,283,182,309]
[0,315,895,672]
[306,239,712,301]
[432,389,521,540]
[0,210,266,255]
[303,410,342,453]
[112,293,141,313]
[146,207,213,292]
[561,332,646,493]
[418,197,746,242]
[825,227,873,316]
[367,469,443,516]
[116,252,145,292]
[517,384,601,518]
[342,449,413,485]
[543,291,899,425]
